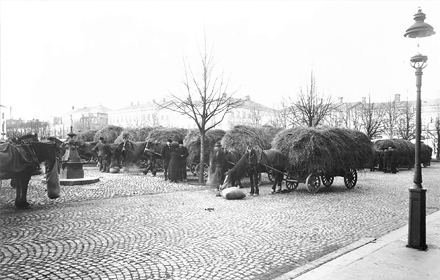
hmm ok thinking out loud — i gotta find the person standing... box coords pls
[168,142,181,183]
[178,140,189,182]
[92,137,106,172]
[101,140,112,173]
[207,142,226,196]
[161,139,172,181]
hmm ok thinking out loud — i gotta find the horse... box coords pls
[11,133,39,144]
[142,141,164,176]
[76,141,98,162]
[222,147,286,196]
[111,141,148,171]
[0,141,60,208]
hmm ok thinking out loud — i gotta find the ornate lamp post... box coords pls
[404,8,435,250]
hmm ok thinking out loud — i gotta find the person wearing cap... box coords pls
[161,139,173,181]
[178,140,189,182]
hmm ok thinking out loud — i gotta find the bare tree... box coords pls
[383,98,402,139]
[156,36,243,183]
[248,103,262,127]
[287,72,340,127]
[270,97,292,128]
[396,99,416,140]
[427,114,440,159]
[359,95,386,140]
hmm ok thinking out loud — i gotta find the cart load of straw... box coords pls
[221,125,278,155]
[183,129,226,164]
[145,127,188,143]
[94,125,124,143]
[114,127,156,144]
[374,139,432,168]
[271,126,374,177]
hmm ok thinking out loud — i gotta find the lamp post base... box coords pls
[407,187,427,250]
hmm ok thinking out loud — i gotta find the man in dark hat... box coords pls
[178,140,189,182]
[161,139,172,180]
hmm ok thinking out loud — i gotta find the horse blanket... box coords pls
[0,143,39,179]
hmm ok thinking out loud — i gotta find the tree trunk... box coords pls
[198,130,206,184]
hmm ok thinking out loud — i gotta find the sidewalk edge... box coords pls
[272,237,375,280]
[273,210,440,280]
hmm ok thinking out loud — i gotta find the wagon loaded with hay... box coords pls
[272,126,374,194]
[183,129,226,177]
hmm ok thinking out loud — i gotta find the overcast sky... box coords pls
[1,0,440,121]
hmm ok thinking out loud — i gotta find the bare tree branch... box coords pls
[155,34,243,183]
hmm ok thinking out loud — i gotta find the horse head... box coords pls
[31,141,59,173]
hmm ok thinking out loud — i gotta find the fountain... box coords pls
[58,126,99,186]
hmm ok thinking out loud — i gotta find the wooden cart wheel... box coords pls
[344,169,357,189]
[306,174,321,194]
[285,179,299,190]
[321,175,334,187]
[267,170,275,182]
[195,163,209,178]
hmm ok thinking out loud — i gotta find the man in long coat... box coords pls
[161,139,172,181]
[178,140,189,182]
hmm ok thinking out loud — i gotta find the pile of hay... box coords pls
[272,126,374,177]
[145,127,188,143]
[76,130,98,142]
[221,125,275,155]
[183,129,226,164]
[114,127,156,144]
[374,139,432,167]
[93,125,124,143]
[421,143,433,165]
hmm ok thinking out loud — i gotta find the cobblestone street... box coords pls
[1,163,440,280]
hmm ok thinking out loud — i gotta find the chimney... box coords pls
[72,106,75,110]
[338,97,343,104]
[394,94,401,103]
[362,97,366,103]
[131,102,133,106]
[245,95,250,100]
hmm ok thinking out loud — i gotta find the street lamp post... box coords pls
[404,8,435,250]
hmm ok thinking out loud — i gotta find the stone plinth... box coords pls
[60,162,85,179]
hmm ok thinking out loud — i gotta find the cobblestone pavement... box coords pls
[1,163,440,280]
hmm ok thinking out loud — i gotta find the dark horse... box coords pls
[222,147,285,196]
[0,141,60,208]
[111,141,148,171]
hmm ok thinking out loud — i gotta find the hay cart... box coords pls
[270,167,358,194]
[264,164,358,194]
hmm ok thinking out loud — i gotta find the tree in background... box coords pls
[396,98,416,140]
[156,35,243,183]
[270,97,290,128]
[383,98,402,139]
[359,95,385,140]
[287,72,340,127]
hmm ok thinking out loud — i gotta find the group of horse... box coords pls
[65,137,288,197]
[0,132,288,208]
[218,147,286,196]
